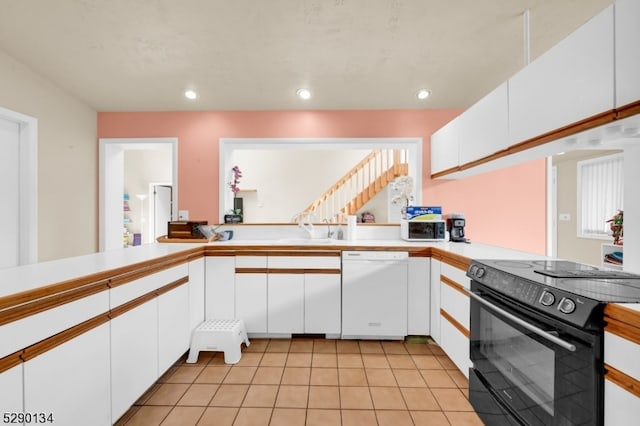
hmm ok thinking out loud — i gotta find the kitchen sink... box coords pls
[276,238,338,244]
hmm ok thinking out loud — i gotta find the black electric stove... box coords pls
[467,259,640,328]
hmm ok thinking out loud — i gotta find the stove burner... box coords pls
[491,260,535,269]
[534,269,637,279]
[532,260,598,270]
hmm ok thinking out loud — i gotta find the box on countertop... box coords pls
[405,206,442,221]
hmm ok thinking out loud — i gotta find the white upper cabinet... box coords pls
[508,5,615,144]
[430,118,460,175]
[615,0,640,108]
[458,82,509,165]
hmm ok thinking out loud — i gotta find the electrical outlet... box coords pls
[178,210,189,220]
[559,213,571,221]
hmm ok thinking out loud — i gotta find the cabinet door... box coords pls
[458,82,509,165]
[189,258,205,330]
[24,324,111,426]
[205,256,235,320]
[0,364,23,416]
[268,274,304,334]
[111,299,158,422]
[429,259,442,343]
[430,119,459,175]
[615,0,640,107]
[508,5,614,144]
[408,258,430,335]
[305,273,341,335]
[235,273,268,333]
[158,283,191,374]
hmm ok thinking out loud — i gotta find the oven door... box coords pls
[468,281,602,426]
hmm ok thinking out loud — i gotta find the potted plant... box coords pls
[224,165,244,223]
[607,210,623,245]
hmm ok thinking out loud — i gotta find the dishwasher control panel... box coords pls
[342,251,409,261]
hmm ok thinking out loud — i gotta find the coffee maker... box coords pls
[446,213,467,242]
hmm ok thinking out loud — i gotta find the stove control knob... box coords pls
[539,291,555,306]
[558,297,576,314]
[469,265,478,276]
[476,268,486,278]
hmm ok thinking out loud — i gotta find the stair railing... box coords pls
[303,149,408,221]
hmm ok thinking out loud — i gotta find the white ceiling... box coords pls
[0,0,613,111]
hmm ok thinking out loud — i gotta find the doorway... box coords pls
[0,107,37,267]
[99,138,178,251]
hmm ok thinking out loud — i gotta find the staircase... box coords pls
[303,149,409,221]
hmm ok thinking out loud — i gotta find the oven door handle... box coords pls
[465,289,577,352]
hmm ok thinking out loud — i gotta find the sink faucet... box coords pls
[292,211,315,237]
[323,218,334,239]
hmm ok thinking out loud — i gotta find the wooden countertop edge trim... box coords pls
[0,280,110,327]
[605,363,640,398]
[441,275,469,297]
[0,247,201,311]
[431,248,471,270]
[431,109,618,179]
[440,308,470,339]
[205,246,429,256]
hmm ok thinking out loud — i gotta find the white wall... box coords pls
[231,149,371,222]
[0,49,97,261]
[124,149,172,237]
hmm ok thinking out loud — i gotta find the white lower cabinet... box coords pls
[158,283,191,374]
[189,258,206,330]
[305,273,341,335]
[408,257,430,335]
[268,274,304,334]
[235,272,268,334]
[0,364,23,415]
[205,256,235,319]
[24,323,111,426]
[438,262,472,378]
[111,299,159,422]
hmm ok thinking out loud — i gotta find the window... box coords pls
[577,153,624,238]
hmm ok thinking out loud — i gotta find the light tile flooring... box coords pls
[116,338,484,425]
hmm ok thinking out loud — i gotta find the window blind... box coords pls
[578,154,624,237]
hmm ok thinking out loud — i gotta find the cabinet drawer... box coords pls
[440,280,470,330]
[235,256,267,268]
[110,263,188,308]
[268,256,340,269]
[441,263,469,290]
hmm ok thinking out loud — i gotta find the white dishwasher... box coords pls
[341,251,409,339]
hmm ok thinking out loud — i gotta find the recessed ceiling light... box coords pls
[184,89,198,100]
[416,89,430,100]
[296,88,312,100]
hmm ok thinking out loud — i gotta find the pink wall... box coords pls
[98,110,547,254]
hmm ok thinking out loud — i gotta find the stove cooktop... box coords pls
[467,259,640,328]
[473,259,640,303]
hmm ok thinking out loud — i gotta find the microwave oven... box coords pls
[400,219,446,241]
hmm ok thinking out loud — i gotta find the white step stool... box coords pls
[186,319,250,364]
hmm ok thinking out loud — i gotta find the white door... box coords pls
[0,116,20,268]
[154,185,172,240]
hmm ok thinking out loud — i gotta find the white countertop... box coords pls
[0,237,549,300]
